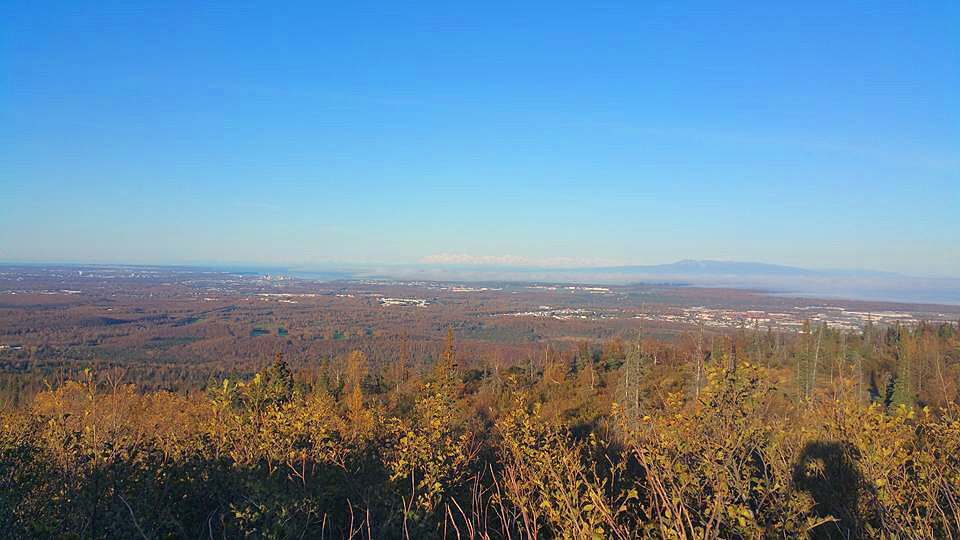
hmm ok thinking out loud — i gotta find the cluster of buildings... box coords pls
[527,285,612,294]
[506,306,608,320]
[379,297,428,307]
[501,303,952,332]
[442,286,503,292]
[666,306,935,331]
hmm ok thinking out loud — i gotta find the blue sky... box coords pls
[1,1,957,276]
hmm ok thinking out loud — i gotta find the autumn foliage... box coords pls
[2,324,960,539]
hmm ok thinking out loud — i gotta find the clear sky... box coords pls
[1,1,957,276]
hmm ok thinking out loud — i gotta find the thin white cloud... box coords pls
[421,254,532,265]
[419,254,617,267]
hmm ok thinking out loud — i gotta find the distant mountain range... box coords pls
[587,260,894,277]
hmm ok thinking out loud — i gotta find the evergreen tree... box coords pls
[264,351,294,404]
[891,334,916,408]
[616,342,644,430]
[434,327,458,386]
[574,342,595,390]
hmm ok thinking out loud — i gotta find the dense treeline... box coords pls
[2,323,959,538]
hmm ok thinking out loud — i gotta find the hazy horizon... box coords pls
[4,256,960,277]
[5,258,960,305]
[3,256,960,280]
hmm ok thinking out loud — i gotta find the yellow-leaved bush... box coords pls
[2,353,960,539]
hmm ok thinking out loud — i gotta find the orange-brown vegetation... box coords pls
[2,322,960,538]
